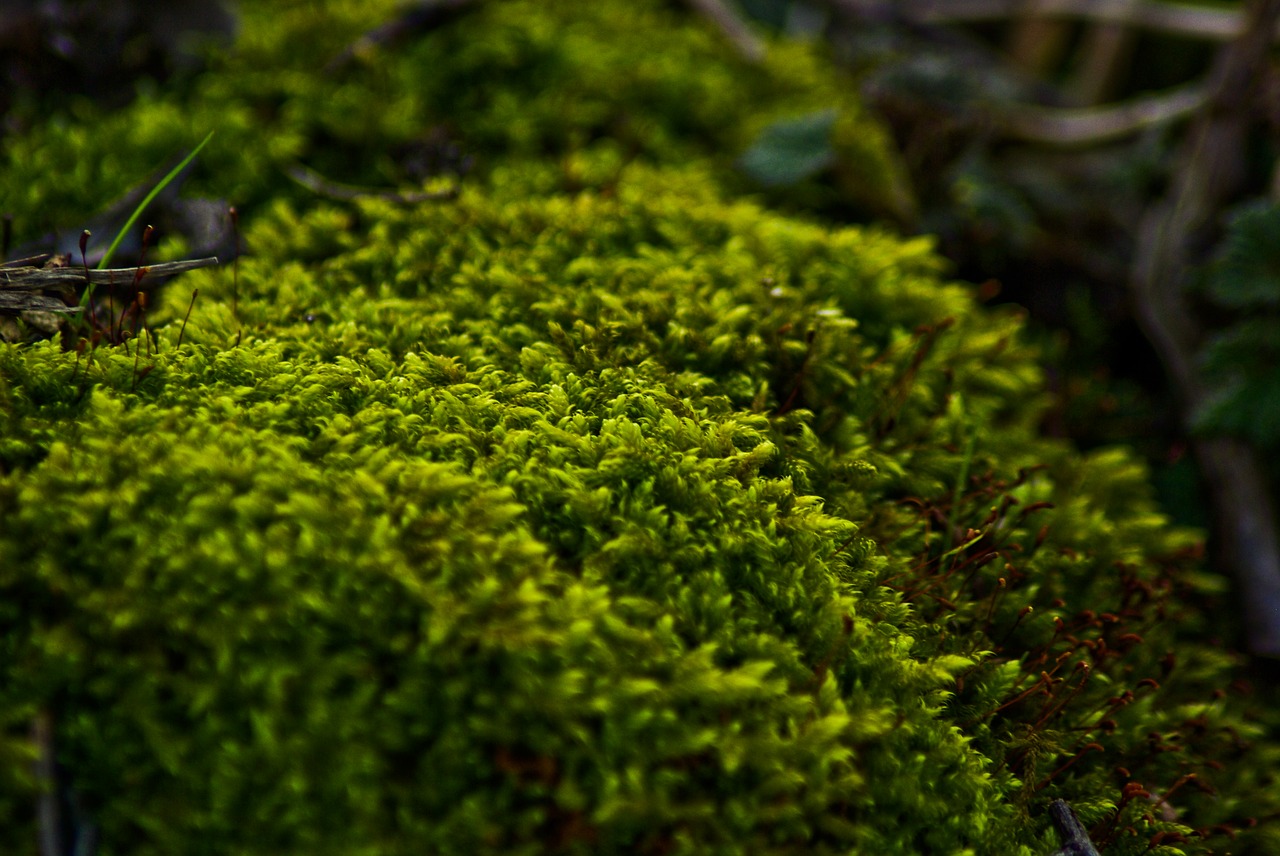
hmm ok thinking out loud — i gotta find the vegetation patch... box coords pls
[1,1,1277,853]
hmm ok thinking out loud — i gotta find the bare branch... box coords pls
[896,0,1260,41]
[1,253,54,268]
[1049,800,1101,856]
[1008,16,1072,75]
[325,0,482,73]
[0,257,218,315]
[1065,5,1140,103]
[683,0,767,63]
[0,257,220,291]
[1000,83,1207,144]
[34,711,61,856]
[285,164,458,204]
[0,292,80,313]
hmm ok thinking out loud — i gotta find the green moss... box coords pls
[2,1,1278,854]
[0,0,910,247]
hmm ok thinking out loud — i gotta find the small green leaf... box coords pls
[738,110,838,187]
[1206,202,1280,309]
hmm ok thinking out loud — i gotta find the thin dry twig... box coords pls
[1008,14,1071,75]
[34,711,61,856]
[1065,2,1140,104]
[0,257,219,290]
[325,0,482,72]
[0,257,218,315]
[683,0,767,63]
[285,164,458,204]
[1001,83,1207,144]
[0,292,77,313]
[1048,799,1101,856]
[833,0,1211,145]
[892,0,1268,41]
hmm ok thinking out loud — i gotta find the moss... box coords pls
[2,1,1278,854]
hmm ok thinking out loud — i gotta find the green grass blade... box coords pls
[95,131,215,271]
[942,430,977,560]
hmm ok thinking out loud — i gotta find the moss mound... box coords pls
[2,1,1278,854]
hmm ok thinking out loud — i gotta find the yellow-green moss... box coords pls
[2,2,1278,854]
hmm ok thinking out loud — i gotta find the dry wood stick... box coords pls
[34,711,61,856]
[895,0,1270,41]
[683,0,767,63]
[1000,83,1207,144]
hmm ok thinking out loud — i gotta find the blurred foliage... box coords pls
[738,109,838,186]
[2,0,1280,853]
[1193,203,1280,451]
[1203,203,1280,312]
[728,0,1258,536]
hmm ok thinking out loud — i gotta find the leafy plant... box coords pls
[738,109,838,186]
[1193,202,1280,449]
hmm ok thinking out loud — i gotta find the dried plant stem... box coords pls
[1,257,219,291]
[1000,83,1207,144]
[682,0,766,63]
[177,289,199,349]
[1048,799,1101,856]
[1065,5,1139,104]
[285,164,457,204]
[34,711,61,856]
[890,0,1269,41]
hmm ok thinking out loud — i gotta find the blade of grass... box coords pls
[942,429,978,561]
[93,131,215,273]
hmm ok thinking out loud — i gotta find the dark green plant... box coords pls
[1193,202,1280,450]
[739,110,839,186]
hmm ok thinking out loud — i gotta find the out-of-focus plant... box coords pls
[1194,203,1280,451]
[730,0,1280,655]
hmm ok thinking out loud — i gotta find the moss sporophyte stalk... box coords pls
[0,1,1277,854]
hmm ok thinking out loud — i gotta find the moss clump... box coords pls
[2,1,1278,854]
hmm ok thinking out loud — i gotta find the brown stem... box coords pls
[34,710,61,856]
[1049,798,1102,855]
[683,0,766,63]
[888,0,1267,41]
[1066,4,1140,104]
[1000,84,1207,144]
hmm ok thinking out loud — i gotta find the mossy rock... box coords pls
[1,2,1278,854]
